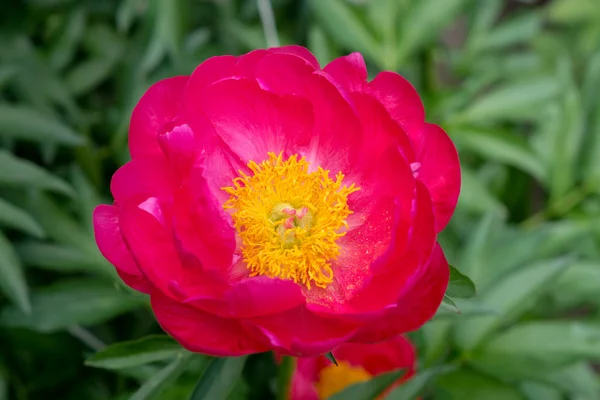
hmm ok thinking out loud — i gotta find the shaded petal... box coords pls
[409,123,461,231]
[323,52,367,92]
[157,123,197,180]
[184,55,239,100]
[349,243,449,343]
[93,205,151,293]
[129,76,188,159]
[151,290,270,356]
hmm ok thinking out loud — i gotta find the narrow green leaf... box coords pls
[434,369,523,399]
[307,26,333,66]
[329,369,405,400]
[309,0,380,64]
[129,353,192,400]
[86,335,182,370]
[0,279,147,332]
[471,321,600,379]
[0,151,75,196]
[324,351,338,366]
[387,366,455,400]
[456,167,506,216]
[446,265,476,298]
[435,298,500,320]
[0,106,83,145]
[457,77,561,123]
[454,127,546,182]
[471,13,541,52]
[189,356,247,400]
[454,257,571,350]
[520,382,562,400]
[0,231,31,314]
[49,8,86,70]
[395,0,468,66]
[65,57,121,96]
[0,197,45,238]
[15,241,113,277]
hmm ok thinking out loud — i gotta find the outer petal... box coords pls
[409,123,461,232]
[323,52,367,92]
[270,45,320,69]
[368,72,425,137]
[92,205,151,293]
[129,76,188,159]
[183,55,239,99]
[151,290,270,356]
[249,306,360,357]
[194,78,314,163]
[349,243,449,343]
[186,277,306,319]
[110,156,177,205]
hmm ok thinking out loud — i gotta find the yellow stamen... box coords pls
[315,360,372,399]
[222,152,359,289]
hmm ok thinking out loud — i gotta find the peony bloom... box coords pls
[290,335,416,399]
[93,46,460,357]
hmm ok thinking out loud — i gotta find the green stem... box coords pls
[276,355,295,400]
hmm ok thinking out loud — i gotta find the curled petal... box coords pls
[93,205,151,293]
[323,52,367,92]
[129,76,188,159]
[110,156,176,204]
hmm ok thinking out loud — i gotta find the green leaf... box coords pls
[471,322,600,379]
[519,382,562,400]
[434,368,523,400]
[86,336,182,370]
[0,197,45,237]
[129,353,193,400]
[324,351,338,366]
[0,105,83,145]
[15,241,113,277]
[395,0,468,66]
[189,357,247,400]
[471,13,541,53]
[454,127,546,182]
[0,370,6,400]
[552,261,600,308]
[456,168,506,216]
[446,265,476,298]
[457,77,561,123]
[440,295,461,314]
[0,151,75,196]
[65,57,121,96]
[329,369,405,400]
[454,257,571,350]
[309,0,380,65]
[547,0,600,24]
[0,231,31,314]
[0,279,147,332]
[387,366,455,399]
[23,193,97,254]
[307,26,333,66]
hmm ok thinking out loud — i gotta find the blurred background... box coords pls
[1,0,600,399]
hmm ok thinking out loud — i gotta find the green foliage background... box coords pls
[1,0,600,399]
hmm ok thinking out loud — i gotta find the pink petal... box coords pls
[334,335,415,376]
[129,76,188,159]
[254,53,362,173]
[187,276,306,319]
[92,205,151,293]
[110,156,177,204]
[184,55,239,100]
[409,123,461,231]
[270,45,320,69]
[249,306,360,357]
[119,199,214,299]
[151,290,270,356]
[157,123,197,180]
[367,71,425,137]
[349,243,449,343]
[197,78,314,163]
[290,357,324,400]
[323,52,367,92]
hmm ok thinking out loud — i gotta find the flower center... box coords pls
[315,361,372,399]
[222,152,359,289]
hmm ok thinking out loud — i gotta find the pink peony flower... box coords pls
[290,335,416,399]
[93,46,460,357]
